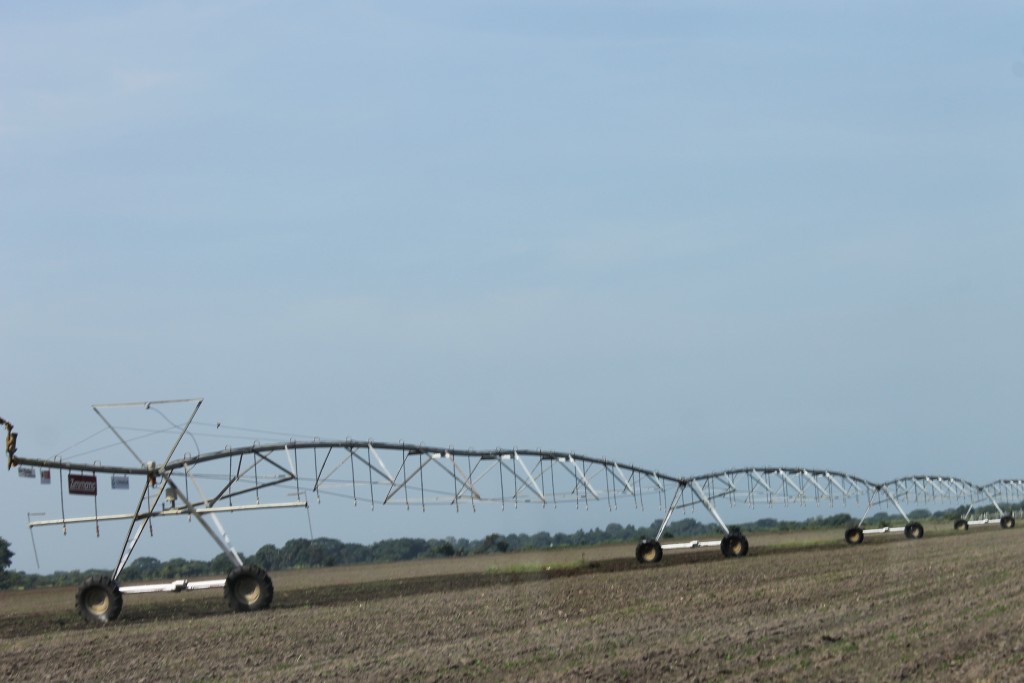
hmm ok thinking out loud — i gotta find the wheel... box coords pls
[904,522,924,539]
[844,527,864,545]
[954,519,968,531]
[224,565,274,612]
[720,533,748,558]
[75,575,123,624]
[1000,516,1015,529]
[635,540,663,564]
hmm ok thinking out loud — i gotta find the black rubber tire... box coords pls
[904,522,924,540]
[720,533,749,558]
[224,565,274,612]
[75,575,123,624]
[954,519,968,531]
[844,527,865,545]
[1000,516,1015,529]
[635,540,663,564]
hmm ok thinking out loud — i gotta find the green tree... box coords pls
[432,541,456,557]
[480,533,506,553]
[281,538,313,566]
[121,556,161,580]
[820,513,853,528]
[210,552,240,574]
[0,537,12,573]
[250,543,283,570]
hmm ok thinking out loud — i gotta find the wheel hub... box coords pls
[234,576,261,605]
[84,588,110,616]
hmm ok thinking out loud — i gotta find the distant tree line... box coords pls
[0,503,1004,590]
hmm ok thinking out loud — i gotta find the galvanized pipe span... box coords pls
[5,399,1022,623]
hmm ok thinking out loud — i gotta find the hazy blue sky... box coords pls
[3,2,1023,572]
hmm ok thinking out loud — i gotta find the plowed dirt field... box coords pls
[2,528,1022,681]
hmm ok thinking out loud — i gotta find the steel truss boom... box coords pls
[12,435,687,588]
[638,469,1018,562]
[15,442,685,511]
[948,479,1024,531]
[6,399,1024,623]
[19,446,1019,564]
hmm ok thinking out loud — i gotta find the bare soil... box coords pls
[2,527,1022,681]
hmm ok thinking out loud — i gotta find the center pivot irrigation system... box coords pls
[4,399,1022,624]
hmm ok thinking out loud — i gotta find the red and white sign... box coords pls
[68,473,98,496]
[40,469,51,485]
